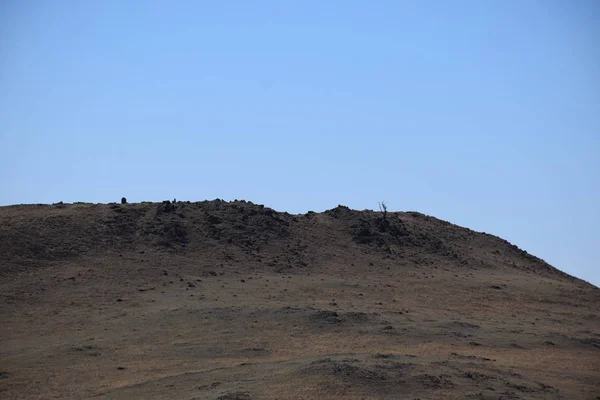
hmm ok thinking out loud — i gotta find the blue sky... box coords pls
[1,1,598,286]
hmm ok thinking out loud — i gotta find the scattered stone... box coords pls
[198,382,221,391]
[216,392,251,400]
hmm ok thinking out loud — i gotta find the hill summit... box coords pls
[0,200,598,399]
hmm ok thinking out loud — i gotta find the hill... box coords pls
[0,200,598,399]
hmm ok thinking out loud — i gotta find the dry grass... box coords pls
[0,202,598,399]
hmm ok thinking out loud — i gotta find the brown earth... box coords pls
[0,200,598,400]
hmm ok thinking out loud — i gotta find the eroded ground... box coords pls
[1,254,598,399]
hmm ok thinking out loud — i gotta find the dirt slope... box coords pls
[0,200,598,400]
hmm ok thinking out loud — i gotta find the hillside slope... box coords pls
[0,201,598,399]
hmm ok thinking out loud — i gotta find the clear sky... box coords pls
[1,1,598,286]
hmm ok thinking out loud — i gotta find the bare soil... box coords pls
[1,200,598,399]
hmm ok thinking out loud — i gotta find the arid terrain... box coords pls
[0,200,598,400]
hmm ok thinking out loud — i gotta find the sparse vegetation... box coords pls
[0,200,596,400]
[379,201,388,220]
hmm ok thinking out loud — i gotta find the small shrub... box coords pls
[378,201,388,220]
[121,197,127,204]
